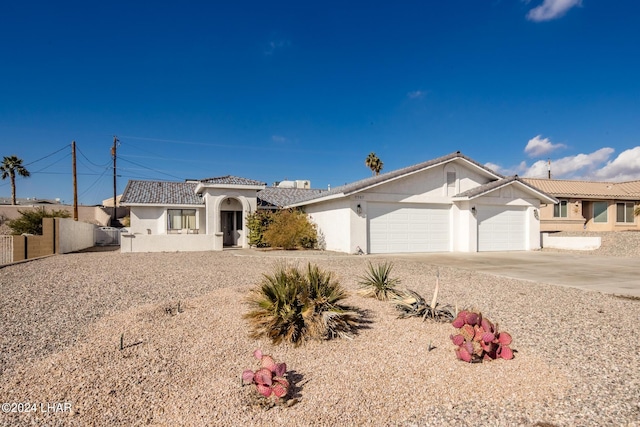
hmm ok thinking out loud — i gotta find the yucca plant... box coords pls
[245,263,361,346]
[357,261,401,301]
[394,271,455,322]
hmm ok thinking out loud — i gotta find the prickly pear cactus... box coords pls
[450,310,514,363]
[242,349,291,403]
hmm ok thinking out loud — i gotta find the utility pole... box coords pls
[111,136,119,225]
[72,141,78,221]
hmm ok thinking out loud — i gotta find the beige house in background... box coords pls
[523,178,640,232]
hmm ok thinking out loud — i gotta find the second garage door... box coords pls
[477,206,526,251]
[368,203,450,253]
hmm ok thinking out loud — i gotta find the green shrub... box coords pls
[357,261,402,301]
[244,263,361,345]
[262,209,317,250]
[246,210,274,248]
[8,207,70,235]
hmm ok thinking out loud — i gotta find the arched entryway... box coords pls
[220,197,244,247]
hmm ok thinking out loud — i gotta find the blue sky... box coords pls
[1,0,639,205]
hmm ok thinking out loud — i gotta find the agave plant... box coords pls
[242,349,290,400]
[450,310,514,363]
[357,261,401,301]
[244,263,361,345]
[393,270,455,322]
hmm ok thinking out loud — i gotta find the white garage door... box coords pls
[477,206,526,252]
[368,203,450,253]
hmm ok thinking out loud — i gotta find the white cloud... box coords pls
[593,147,640,181]
[526,0,581,22]
[485,161,528,177]
[524,135,566,157]
[523,147,615,178]
[264,40,291,55]
[271,135,287,143]
[407,90,425,99]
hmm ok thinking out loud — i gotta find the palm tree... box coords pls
[365,152,383,176]
[1,155,31,205]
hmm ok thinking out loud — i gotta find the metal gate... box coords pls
[0,235,13,264]
[94,227,121,246]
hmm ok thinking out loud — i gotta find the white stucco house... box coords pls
[120,151,557,254]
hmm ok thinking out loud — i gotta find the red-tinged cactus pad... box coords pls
[456,347,472,362]
[242,370,255,384]
[497,332,513,346]
[256,383,273,398]
[272,382,288,398]
[473,326,485,342]
[254,368,273,386]
[253,349,263,360]
[260,355,277,372]
[482,332,495,343]
[452,316,465,328]
[273,376,290,389]
[481,318,494,333]
[499,345,514,360]
[450,334,465,346]
[465,311,479,326]
[461,324,475,340]
[274,362,287,377]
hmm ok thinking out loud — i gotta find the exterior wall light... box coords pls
[356,204,362,215]
[471,206,477,215]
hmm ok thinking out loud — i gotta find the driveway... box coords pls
[386,251,640,297]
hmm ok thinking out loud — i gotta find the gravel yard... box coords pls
[1,248,639,426]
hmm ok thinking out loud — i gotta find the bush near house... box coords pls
[249,209,317,250]
[7,207,71,235]
[246,210,274,248]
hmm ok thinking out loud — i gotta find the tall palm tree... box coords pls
[365,152,383,176]
[1,155,31,205]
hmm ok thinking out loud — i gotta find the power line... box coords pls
[31,153,71,174]
[118,157,184,180]
[76,145,112,168]
[78,168,110,198]
[24,144,70,166]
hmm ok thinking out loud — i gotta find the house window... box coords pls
[167,209,197,233]
[446,172,456,196]
[236,211,243,230]
[553,200,568,218]
[593,202,608,223]
[616,202,635,223]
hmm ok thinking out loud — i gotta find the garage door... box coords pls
[368,203,450,253]
[477,206,526,252]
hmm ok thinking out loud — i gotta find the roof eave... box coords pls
[123,202,203,207]
[286,192,346,208]
[196,183,265,192]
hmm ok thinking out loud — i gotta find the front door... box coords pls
[222,210,243,247]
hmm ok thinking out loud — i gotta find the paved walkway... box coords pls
[388,251,640,297]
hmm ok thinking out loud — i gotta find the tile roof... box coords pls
[257,187,327,208]
[522,178,640,200]
[287,151,503,206]
[455,176,557,202]
[199,175,266,186]
[120,180,203,205]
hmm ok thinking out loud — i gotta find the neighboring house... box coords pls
[120,152,556,254]
[522,178,640,232]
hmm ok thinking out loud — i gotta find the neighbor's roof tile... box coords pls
[523,178,640,200]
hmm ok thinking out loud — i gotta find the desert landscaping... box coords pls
[1,237,639,426]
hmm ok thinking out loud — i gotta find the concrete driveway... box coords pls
[387,251,640,297]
